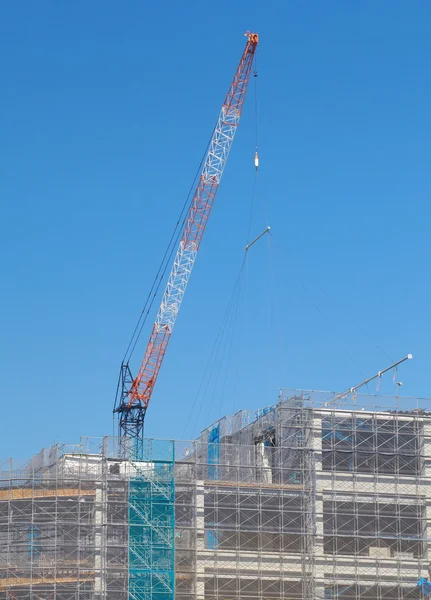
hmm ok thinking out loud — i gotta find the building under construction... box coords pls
[1,389,431,600]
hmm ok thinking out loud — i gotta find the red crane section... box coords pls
[115,32,259,449]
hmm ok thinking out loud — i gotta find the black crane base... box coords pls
[113,362,146,459]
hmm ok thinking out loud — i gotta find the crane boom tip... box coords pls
[245,32,259,43]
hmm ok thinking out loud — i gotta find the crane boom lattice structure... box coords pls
[114,33,259,454]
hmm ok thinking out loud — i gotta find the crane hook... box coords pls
[254,151,259,171]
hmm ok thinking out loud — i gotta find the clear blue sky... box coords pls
[1,1,430,461]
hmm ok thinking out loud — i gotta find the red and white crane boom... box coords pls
[115,32,259,450]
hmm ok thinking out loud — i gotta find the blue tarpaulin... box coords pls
[418,577,431,595]
[208,425,220,481]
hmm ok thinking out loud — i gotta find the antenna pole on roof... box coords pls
[327,354,413,406]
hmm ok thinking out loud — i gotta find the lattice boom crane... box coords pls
[114,32,259,451]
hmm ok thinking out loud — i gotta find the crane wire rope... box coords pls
[214,257,247,421]
[181,256,247,439]
[263,231,286,398]
[271,238,395,367]
[183,227,271,439]
[246,51,260,243]
[182,50,261,438]
[205,258,246,429]
[122,125,217,365]
[270,237,369,381]
[254,48,259,154]
[266,232,289,379]
[193,56,262,433]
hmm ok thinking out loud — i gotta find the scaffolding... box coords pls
[128,441,175,600]
[1,390,431,599]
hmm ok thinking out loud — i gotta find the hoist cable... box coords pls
[122,125,216,365]
[246,173,258,244]
[272,238,395,366]
[246,52,260,243]
[181,257,246,439]
[254,49,259,152]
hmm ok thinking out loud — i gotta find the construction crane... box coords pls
[114,32,259,454]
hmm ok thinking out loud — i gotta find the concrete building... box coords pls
[1,390,430,599]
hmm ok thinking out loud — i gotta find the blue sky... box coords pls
[1,1,430,461]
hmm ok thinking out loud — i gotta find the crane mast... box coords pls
[114,32,259,454]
